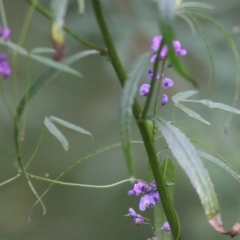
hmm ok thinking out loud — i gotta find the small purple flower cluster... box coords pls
[126,181,171,237]
[150,36,187,62]
[128,181,160,212]
[0,25,11,78]
[139,35,187,106]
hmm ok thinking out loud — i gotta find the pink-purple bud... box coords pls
[162,221,171,232]
[139,84,150,96]
[0,25,11,40]
[162,78,174,89]
[161,94,168,106]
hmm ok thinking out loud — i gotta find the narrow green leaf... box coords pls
[197,150,240,182]
[172,90,198,103]
[17,50,98,120]
[178,2,214,10]
[51,0,68,28]
[177,13,196,34]
[49,116,92,137]
[31,54,81,77]
[157,1,198,86]
[174,102,210,125]
[66,50,98,65]
[193,12,240,129]
[3,42,81,76]
[31,47,55,54]
[3,41,28,55]
[155,158,175,240]
[77,0,85,15]
[150,117,220,220]
[44,117,69,151]
[182,99,240,114]
[186,12,215,91]
[120,52,151,176]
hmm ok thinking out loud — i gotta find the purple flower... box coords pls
[0,53,11,78]
[150,46,169,63]
[150,36,163,51]
[149,190,160,204]
[128,181,148,196]
[162,78,174,89]
[162,221,171,232]
[139,194,156,211]
[129,207,137,218]
[139,84,150,96]
[161,94,168,106]
[150,35,187,62]
[160,45,168,59]
[128,208,144,225]
[148,70,160,80]
[0,25,11,40]
[173,40,187,56]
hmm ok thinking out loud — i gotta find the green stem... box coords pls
[142,46,163,119]
[28,174,136,188]
[91,0,183,239]
[153,60,166,116]
[24,0,107,56]
[0,173,21,187]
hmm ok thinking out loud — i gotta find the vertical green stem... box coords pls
[91,0,183,239]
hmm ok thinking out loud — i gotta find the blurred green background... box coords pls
[1,0,240,239]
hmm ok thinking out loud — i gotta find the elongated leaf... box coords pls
[182,99,240,114]
[31,54,81,77]
[31,47,55,54]
[174,102,210,125]
[197,150,240,181]
[120,52,150,176]
[2,41,81,76]
[3,41,28,55]
[155,159,175,240]
[193,12,240,130]
[51,0,69,60]
[44,117,69,151]
[150,117,220,221]
[179,2,213,10]
[178,13,196,34]
[51,0,68,29]
[16,50,98,120]
[157,0,198,86]
[49,116,92,137]
[77,0,85,15]
[187,12,214,90]
[66,50,98,65]
[172,90,198,103]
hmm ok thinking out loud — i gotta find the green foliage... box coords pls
[157,0,198,86]
[120,52,151,176]
[150,117,220,220]
[16,50,98,120]
[155,159,175,240]
[44,116,91,151]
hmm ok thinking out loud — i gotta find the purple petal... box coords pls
[127,190,136,196]
[0,26,11,40]
[128,208,137,218]
[160,45,168,60]
[139,194,156,211]
[134,217,144,225]
[162,221,171,232]
[150,36,163,51]
[139,84,150,97]
[162,78,174,89]
[149,190,160,204]
[161,94,168,106]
